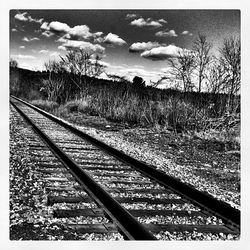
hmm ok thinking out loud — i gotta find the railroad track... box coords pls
[10,96,240,240]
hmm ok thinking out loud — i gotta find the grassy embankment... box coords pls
[30,87,240,152]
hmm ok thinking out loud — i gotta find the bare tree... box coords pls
[60,49,106,96]
[167,49,196,92]
[206,57,227,94]
[42,60,65,102]
[193,33,212,92]
[219,37,240,112]
[40,78,64,102]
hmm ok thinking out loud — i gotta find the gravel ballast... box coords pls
[9,104,240,240]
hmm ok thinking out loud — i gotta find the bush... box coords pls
[31,99,59,112]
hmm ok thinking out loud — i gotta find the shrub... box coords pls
[62,98,89,113]
[31,99,59,112]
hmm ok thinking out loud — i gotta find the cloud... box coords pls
[14,12,43,24]
[14,12,28,22]
[11,54,35,59]
[70,25,103,40]
[58,40,105,53]
[181,30,193,36]
[41,30,54,38]
[130,18,162,28]
[129,41,161,53]
[11,28,18,32]
[103,33,127,46]
[41,22,49,30]
[126,13,138,20]
[41,21,103,41]
[155,29,178,37]
[22,36,40,42]
[19,46,25,49]
[39,50,49,54]
[141,45,183,60]
[42,21,70,34]
[158,19,167,24]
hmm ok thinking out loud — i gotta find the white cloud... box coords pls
[181,30,193,36]
[15,12,28,22]
[158,19,167,24]
[39,50,49,54]
[126,13,138,20]
[41,21,103,41]
[22,37,29,42]
[155,29,178,37]
[103,33,127,46]
[22,36,40,42]
[130,18,162,28]
[41,30,54,38]
[44,21,70,33]
[58,46,67,51]
[58,40,105,53]
[41,22,49,30]
[56,34,71,43]
[141,45,183,60]
[129,41,161,53]
[69,25,103,40]
[11,54,35,59]
[14,12,43,24]
[70,25,92,38]
[19,46,25,49]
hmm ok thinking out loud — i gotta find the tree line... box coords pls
[10,34,240,114]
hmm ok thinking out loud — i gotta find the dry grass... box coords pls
[30,90,240,150]
[30,100,59,112]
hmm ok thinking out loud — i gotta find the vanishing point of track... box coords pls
[10,96,240,240]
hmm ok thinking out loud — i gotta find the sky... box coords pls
[9,9,240,85]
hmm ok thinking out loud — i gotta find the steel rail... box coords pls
[10,100,156,240]
[11,96,240,228]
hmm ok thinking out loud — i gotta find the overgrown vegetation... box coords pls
[10,35,240,142]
